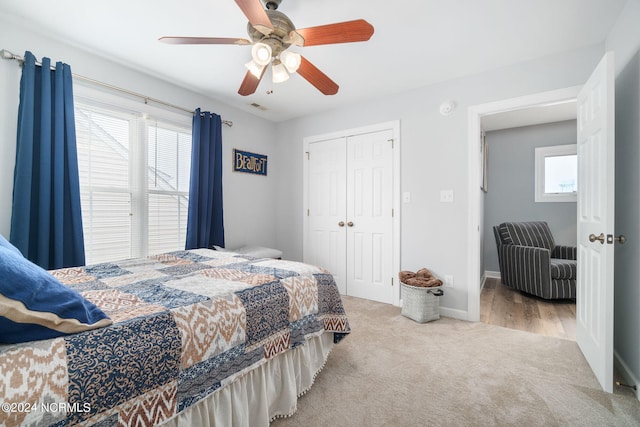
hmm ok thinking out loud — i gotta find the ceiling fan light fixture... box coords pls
[251,42,272,66]
[280,50,301,73]
[272,61,289,83]
[245,60,265,78]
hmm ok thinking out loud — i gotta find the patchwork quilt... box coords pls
[0,249,350,426]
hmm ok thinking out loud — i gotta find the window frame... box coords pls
[534,143,577,203]
[146,120,193,256]
[74,83,192,263]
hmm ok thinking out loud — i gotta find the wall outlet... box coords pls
[444,275,454,288]
[440,190,454,203]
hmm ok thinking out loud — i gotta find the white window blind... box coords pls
[147,124,192,256]
[75,101,192,264]
[75,107,135,263]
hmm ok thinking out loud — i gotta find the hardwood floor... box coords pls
[481,277,576,340]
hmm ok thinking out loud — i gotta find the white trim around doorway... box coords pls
[466,86,581,321]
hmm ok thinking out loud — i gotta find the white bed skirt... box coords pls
[161,332,334,427]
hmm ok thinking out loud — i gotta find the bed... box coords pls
[0,247,350,426]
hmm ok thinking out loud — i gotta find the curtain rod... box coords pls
[0,49,233,128]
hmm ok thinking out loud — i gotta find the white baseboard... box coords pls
[614,350,640,401]
[440,306,469,321]
[483,270,501,279]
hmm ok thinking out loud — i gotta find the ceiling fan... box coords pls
[159,0,374,96]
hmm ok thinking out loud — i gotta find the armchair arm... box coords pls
[498,245,551,296]
[552,245,577,260]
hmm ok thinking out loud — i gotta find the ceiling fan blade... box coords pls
[159,36,251,45]
[238,67,267,96]
[234,0,273,36]
[297,56,339,95]
[288,19,374,47]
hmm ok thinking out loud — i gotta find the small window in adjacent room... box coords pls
[535,144,577,203]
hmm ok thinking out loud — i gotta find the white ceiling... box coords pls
[0,0,627,122]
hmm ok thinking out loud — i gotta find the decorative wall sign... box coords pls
[233,148,267,176]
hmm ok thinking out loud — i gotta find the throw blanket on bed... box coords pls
[0,249,350,426]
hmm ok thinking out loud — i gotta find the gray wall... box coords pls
[614,49,640,401]
[482,121,578,274]
[608,0,640,396]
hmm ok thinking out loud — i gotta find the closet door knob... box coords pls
[347,221,354,227]
[338,221,345,227]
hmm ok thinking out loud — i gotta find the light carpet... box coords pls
[272,296,640,427]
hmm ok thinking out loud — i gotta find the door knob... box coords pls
[338,221,345,227]
[347,221,354,227]
[614,234,627,244]
[589,233,605,244]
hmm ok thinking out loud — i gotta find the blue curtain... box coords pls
[186,108,225,249]
[10,51,85,269]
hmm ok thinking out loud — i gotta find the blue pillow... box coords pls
[0,234,23,257]
[0,246,112,343]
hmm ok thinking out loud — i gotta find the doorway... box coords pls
[466,86,582,321]
[480,116,578,339]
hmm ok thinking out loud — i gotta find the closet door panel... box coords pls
[346,129,394,303]
[306,137,347,293]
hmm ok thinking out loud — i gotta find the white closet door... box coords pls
[307,137,347,293]
[345,130,394,304]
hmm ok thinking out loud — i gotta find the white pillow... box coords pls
[231,245,283,259]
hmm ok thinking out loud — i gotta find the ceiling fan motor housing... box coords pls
[264,0,281,10]
[247,9,295,57]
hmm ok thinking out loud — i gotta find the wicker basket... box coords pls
[401,283,444,323]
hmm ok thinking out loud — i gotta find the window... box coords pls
[75,92,192,264]
[534,144,577,203]
[75,107,135,263]
[147,124,192,256]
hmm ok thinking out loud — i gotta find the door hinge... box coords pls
[388,138,394,149]
[306,151,310,160]
[307,208,310,216]
[392,208,394,217]
[392,277,394,287]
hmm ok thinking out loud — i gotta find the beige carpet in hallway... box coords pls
[272,296,640,427]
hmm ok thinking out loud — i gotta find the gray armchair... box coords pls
[493,221,576,300]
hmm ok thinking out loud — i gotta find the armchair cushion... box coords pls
[550,259,577,280]
[552,245,577,260]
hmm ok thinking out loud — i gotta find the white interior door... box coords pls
[346,130,394,304]
[306,137,347,293]
[576,51,615,393]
